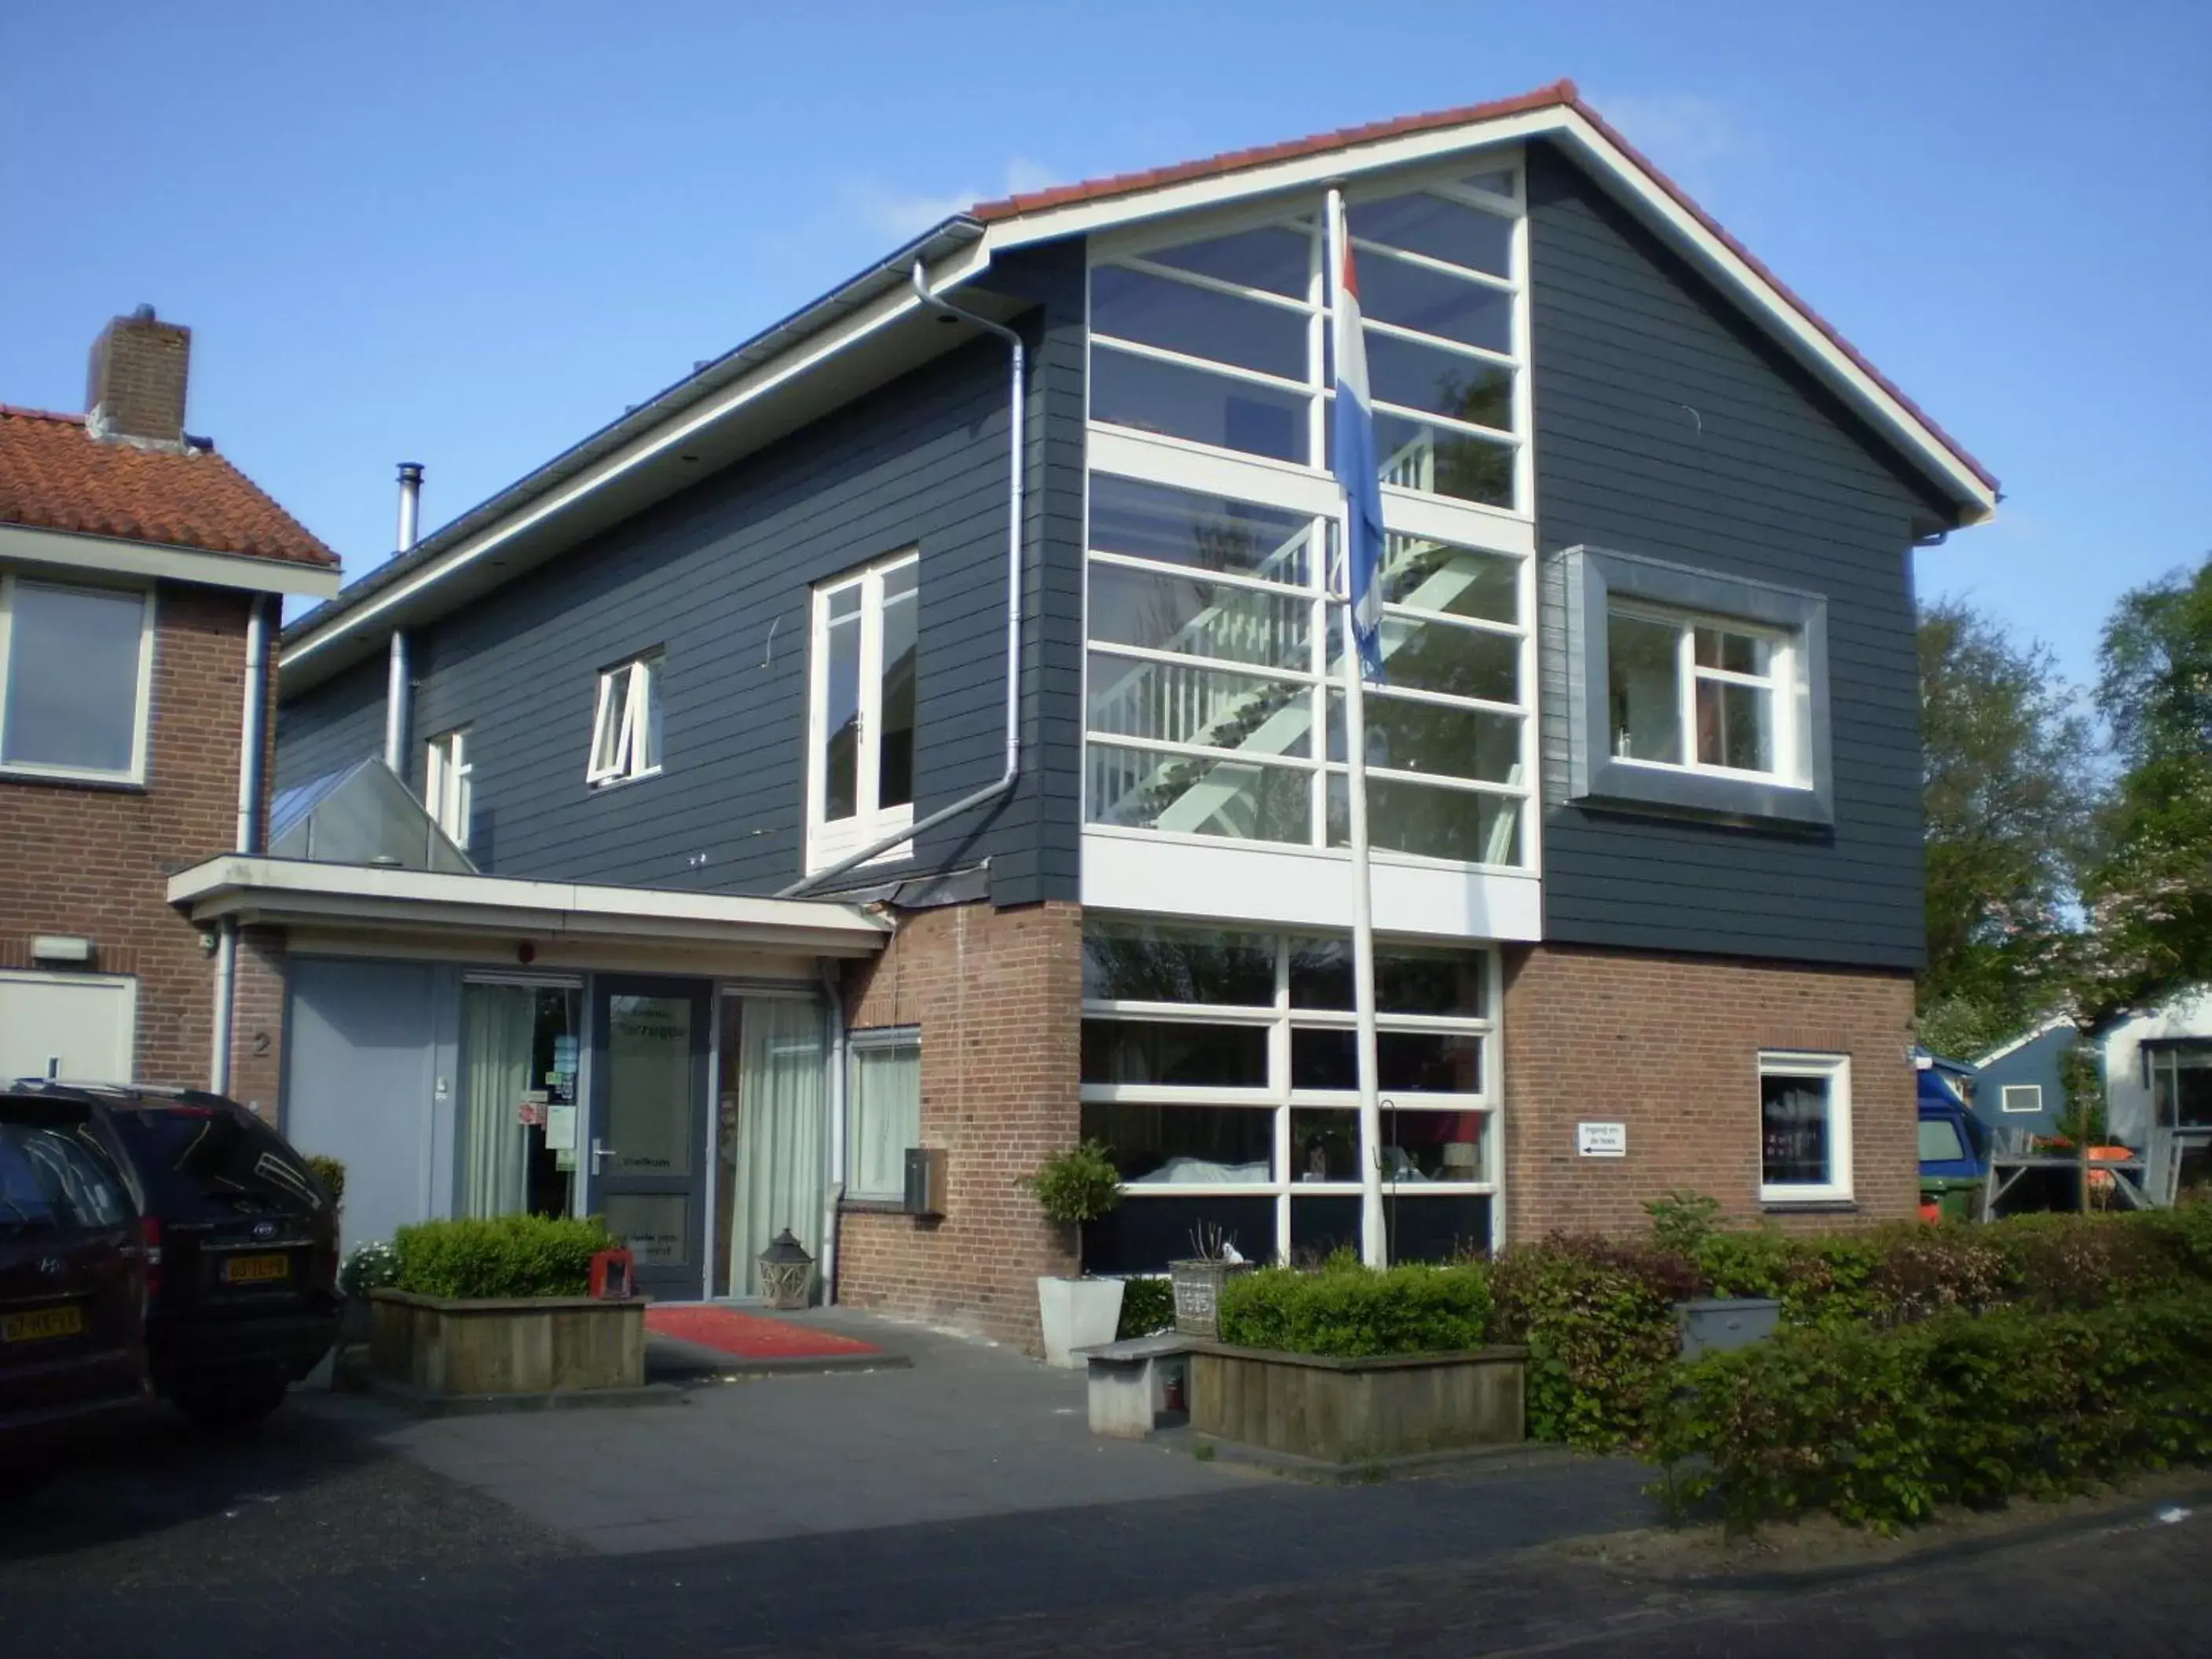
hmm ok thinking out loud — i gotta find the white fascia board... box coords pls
[167,856,891,956]
[987,108,1995,524]
[0,525,340,598]
[278,238,995,676]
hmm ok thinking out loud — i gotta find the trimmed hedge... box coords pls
[1116,1276,1175,1340]
[1218,1259,1491,1358]
[1492,1207,2212,1453]
[392,1214,620,1300]
[1650,1289,2212,1533]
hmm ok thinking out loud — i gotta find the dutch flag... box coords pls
[1331,196,1387,683]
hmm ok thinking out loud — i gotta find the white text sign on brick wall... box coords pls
[1576,1122,1628,1158]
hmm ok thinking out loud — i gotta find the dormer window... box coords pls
[587,652,662,789]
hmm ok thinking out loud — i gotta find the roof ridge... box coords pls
[0,403,89,426]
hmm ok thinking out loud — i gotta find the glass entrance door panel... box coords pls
[589,977,709,1298]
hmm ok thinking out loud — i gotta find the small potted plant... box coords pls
[1022,1140,1125,1368]
[1169,1221,1251,1339]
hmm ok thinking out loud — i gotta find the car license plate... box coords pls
[1,1304,84,1343]
[223,1253,291,1284]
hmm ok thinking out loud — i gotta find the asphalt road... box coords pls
[3,1391,2205,1657]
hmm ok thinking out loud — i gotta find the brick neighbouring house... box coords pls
[0,309,341,1114]
[240,82,1990,1347]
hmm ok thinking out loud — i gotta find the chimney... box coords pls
[86,304,192,447]
[396,462,424,553]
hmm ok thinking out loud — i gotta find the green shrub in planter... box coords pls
[1115,1276,1175,1339]
[307,1155,346,1211]
[1649,1287,2212,1534]
[393,1214,620,1299]
[1022,1141,1123,1228]
[1217,1259,1491,1358]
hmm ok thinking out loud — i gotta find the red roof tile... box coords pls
[0,405,338,569]
[970,79,1997,499]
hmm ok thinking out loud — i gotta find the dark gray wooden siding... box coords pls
[272,652,386,793]
[273,244,1086,906]
[1526,141,1932,970]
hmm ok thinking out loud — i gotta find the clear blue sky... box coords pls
[4,2,2206,683]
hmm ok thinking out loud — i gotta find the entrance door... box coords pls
[588,976,709,1299]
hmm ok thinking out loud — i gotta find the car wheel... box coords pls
[169,1370,290,1430]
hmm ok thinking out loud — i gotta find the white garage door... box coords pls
[0,971,137,1085]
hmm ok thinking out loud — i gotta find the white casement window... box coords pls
[587,653,662,789]
[0,574,156,785]
[1999,1083,2044,1115]
[846,1027,921,1203]
[424,727,473,848]
[1757,1052,1853,1203]
[1081,922,1500,1266]
[807,550,918,871]
[1606,603,1802,783]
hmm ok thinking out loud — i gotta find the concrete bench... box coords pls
[1077,1334,1194,1439]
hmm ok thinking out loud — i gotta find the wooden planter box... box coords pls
[1190,1342,1526,1464]
[369,1289,646,1397]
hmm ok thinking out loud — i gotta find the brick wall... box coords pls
[0,580,258,1094]
[833,899,1082,1350]
[1501,943,1919,1241]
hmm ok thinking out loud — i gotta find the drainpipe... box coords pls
[775,262,1024,897]
[819,961,848,1306]
[383,629,409,774]
[211,594,270,1096]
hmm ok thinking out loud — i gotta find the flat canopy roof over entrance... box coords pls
[169,856,891,966]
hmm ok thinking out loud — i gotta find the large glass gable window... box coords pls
[1083,476,1529,867]
[1089,165,1524,512]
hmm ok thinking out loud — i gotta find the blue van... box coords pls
[1917,1056,1988,1219]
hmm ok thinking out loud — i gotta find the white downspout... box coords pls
[819,961,848,1306]
[383,629,410,774]
[776,262,1024,897]
[211,593,269,1096]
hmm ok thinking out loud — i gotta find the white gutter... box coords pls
[211,595,270,1096]
[777,262,1026,897]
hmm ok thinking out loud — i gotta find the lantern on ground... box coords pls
[756,1228,813,1311]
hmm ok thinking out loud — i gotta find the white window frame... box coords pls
[1605,599,1802,786]
[1999,1083,2045,1115]
[845,1025,921,1203]
[1081,924,1503,1259]
[0,571,156,786]
[586,652,662,789]
[423,726,473,848]
[806,548,919,873]
[1756,1051,1853,1204]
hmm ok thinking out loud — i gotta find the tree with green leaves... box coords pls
[1915,599,2097,1058]
[2078,555,2212,1019]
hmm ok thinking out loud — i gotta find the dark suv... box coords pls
[15,1083,341,1427]
[1,1090,150,1485]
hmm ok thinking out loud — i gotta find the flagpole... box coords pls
[1328,186,1388,1270]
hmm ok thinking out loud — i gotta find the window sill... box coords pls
[838,1197,914,1216]
[0,766,148,793]
[587,766,662,796]
[1758,1197,1858,1214]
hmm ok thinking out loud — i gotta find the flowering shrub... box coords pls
[339,1238,399,1298]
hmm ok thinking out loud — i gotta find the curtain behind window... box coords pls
[849,1040,920,1201]
[728,998,827,1297]
[462,984,533,1217]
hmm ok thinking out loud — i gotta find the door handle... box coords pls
[591,1138,615,1174]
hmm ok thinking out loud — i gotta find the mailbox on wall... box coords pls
[903,1148,947,1218]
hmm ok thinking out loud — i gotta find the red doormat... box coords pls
[644,1306,883,1361]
